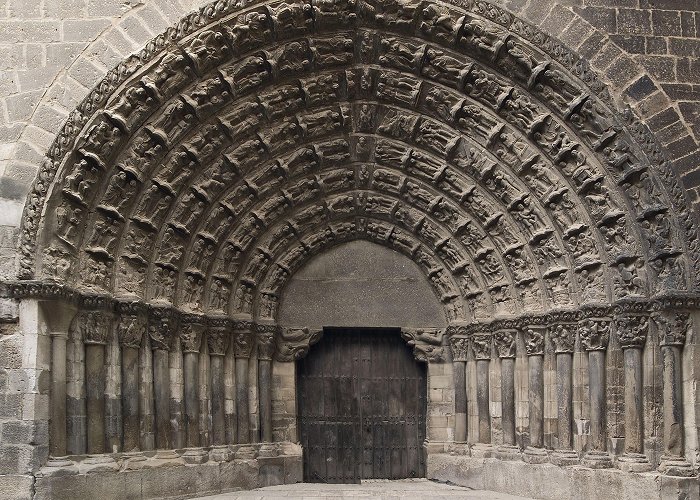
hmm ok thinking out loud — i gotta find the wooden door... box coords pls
[298,328,426,483]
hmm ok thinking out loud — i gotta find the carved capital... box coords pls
[494,329,517,358]
[579,317,611,351]
[232,321,254,358]
[471,334,492,360]
[550,323,575,354]
[653,311,690,347]
[207,316,233,356]
[206,328,227,356]
[117,314,146,349]
[275,327,323,361]
[449,337,469,362]
[256,323,277,361]
[401,329,444,363]
[148,306,177,351]
[180,314,205,353]
[525,326,545,356]
[75,309,112,345]
[116,300,147,349]
[616,314,649,349]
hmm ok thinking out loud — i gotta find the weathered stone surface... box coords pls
[2,1,700,498]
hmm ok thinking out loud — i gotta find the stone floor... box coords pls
[195,479,534,499]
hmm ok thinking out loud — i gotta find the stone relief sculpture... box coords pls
[5,2,700,496]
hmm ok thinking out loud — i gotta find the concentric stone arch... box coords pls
[4,1,700,497]
[15,0,700,326]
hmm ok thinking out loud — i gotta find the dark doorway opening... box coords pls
[297,327,427,483]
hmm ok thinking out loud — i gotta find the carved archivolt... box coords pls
[15,0,700,329]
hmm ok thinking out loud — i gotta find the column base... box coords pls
[144,449,184,468]
[495,445,521,461]
[581,450,613,468]
[40,457,79,477]
[210,444,233,462]
[658,455,696,477]
[617,452,652,473]
[123,451,148,470]
[522,447,549,464]
[181,447,209,464]
[471,443,495,458]
[235,444,257,459]
[257,442,280,458]
[448,442,470,456]
[79,454,119,474]
[549,449,579,466]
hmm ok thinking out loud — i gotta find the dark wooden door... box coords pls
[298,328,426,483]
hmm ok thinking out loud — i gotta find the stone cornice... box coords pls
[8,281,699,335]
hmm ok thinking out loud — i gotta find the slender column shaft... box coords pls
[476,359,490,443]
[153,349,170,449]
[85,344,106,454]
[453,360,467,443]
[501,358,516,446]
[169,346,185,448]
[236,357,250,443]
[49,333,68,457]
[224,350,235,443]
[66,330,86,455]
[588,350,606,451]
[662,345,683,457]
[528,355,544,448]
[556,353,573,449]
[258,358,273,442]
[624,348,644,454]
[183,351,200,448]
[121,346,140,451]
[211,355,226,445]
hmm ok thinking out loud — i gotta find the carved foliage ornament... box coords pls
[615,314,648,349]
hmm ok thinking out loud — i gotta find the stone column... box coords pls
[550,322,578,466]
[49,329,69,457]
[80,307,112,455]
[180,315,205,451]
[614,314,652,472]
[233,321,254,444]
[207,318,230,448]
[580,317,613,468]
[148,307,175,451]
[66,312,87,455]
[471,333,493,458]
[655,311,694,476]
[494,329,520,460]
[256,324,277,444]
[449,335,469,449]
[116,303,146,453]
[523,325,548,463]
